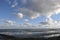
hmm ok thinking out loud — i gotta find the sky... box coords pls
[0,0,60,29]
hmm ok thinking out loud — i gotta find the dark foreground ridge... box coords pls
[0,34,60,40]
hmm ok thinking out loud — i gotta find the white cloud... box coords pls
[24,19,29,22]
[0,19,18,29]
[17,8,40,19]
[5,20,16,26]
[0,19,60,29]
[17,13,24,19]
[11,0,18,8]
[7,0,60,23]
[4,0,60,29]
[17,0,60,23]
[6,0,18,7]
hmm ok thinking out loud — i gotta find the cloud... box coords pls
[7,0,60,25]
[11,0,18,8]
[0,19,60,29]
[6,0,18,7]
[25,0,60,14]
[5,20,16,26]
[4,0,60,29]
[7,0,60,22]
[16,8,40,19]
[16,13,24,19]
[24,19,29,22]
[0,19,18,29]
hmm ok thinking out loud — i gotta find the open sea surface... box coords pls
[0,29,60,38]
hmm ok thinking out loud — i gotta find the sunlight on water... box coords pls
[44,34,60,38]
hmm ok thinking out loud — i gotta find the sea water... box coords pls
[0,29,60,38]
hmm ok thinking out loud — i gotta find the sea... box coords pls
[0,28,60,38]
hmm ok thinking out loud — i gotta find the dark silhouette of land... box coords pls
[0,34,60,40]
